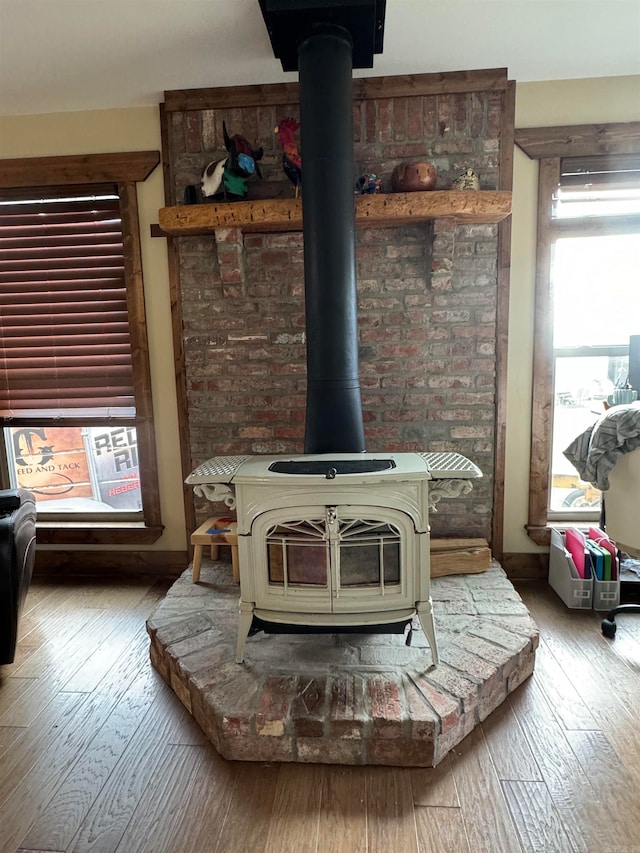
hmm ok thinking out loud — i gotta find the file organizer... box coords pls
[549,528,620,611]
[592,574,620,611]
[549,528,592,609]
[588,527,621,611]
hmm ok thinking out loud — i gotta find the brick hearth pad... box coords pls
[146,561,538,767]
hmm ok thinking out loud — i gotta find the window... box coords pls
[0,151,163,544]
[550,229,640,516]
[515,124,640,544]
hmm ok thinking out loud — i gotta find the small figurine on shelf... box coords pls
[451,168,480,191]
[274,118,302,198]
[197,120,264,203]
[223,121,263,180]
[355,173,382,194]
[200,156,228,200]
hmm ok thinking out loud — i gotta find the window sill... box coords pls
[36,521,164,545]
[526,522,597,548]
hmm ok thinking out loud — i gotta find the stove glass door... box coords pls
[253,505,415,614]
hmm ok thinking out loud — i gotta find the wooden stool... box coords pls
[191,516,239,583]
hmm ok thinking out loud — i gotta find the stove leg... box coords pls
[416,600,439,667]
[236,603,254,663]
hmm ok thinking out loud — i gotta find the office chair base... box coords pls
[601,603,640,638]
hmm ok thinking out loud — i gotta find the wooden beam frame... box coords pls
[163,68,510,112]
[0,151,160,188]
[522,123,640,546]
[491,78,516,564]
[527,157,560,546]
[159,101,198,549]
[515,122,640,160]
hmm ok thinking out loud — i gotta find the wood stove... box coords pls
[187,451,481,663]
[185,2,483,667]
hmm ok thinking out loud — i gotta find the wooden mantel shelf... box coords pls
[158,190,512,236]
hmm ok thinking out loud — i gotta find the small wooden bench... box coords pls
[191,516,239,583]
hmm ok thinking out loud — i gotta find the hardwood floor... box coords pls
[1,579,640,853]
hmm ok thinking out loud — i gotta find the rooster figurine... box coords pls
[223,121,263,180]
[274,117,302,198]
[199,122,264,202]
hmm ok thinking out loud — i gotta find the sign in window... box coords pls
[6,425,141,513]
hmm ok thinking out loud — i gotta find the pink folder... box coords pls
[565,528,587,578]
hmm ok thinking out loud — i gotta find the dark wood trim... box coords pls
[353,69,509,99]
[163,68,509,112]
[160,102,197,542]
[528,158,560,538]
[164,81,301,112]
[523,124,640,547]
[525,525,553,547]
[501,551,548,580]
[499,81,517,187]
[515,122,640,160]
[0,151,161,188]
[36,524,165,545]
[159,102,178,207]
[492,78,516,563]
[34,548,187,579]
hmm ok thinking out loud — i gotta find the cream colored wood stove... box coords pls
[187,451,481,665]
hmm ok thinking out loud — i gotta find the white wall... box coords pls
[504,75,640,553]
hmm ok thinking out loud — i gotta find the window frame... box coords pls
[0,151,163,544]
[514,122,640,546]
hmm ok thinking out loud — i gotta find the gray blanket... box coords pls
[563,403,640,490]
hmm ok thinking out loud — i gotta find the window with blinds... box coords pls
[554,154,640,218]
[0,186,136,421]
[559,154,640,188]
[0,150,162,539]
[0,185,146,515]
[546,155,640,516]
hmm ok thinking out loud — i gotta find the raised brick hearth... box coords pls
[147,560,538,767]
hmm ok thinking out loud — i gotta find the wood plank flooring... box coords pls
[1,579,639,852]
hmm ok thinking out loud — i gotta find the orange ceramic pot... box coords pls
[391,161,437,192]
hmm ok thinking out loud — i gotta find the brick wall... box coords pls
[166,79,507,538]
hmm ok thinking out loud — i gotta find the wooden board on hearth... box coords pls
[430,538,492,577]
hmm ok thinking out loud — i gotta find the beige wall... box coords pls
[0,107,187,551]
[2,74,639,555]
[505,75,640,554]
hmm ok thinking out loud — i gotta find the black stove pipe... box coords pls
[298,25,366,454]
